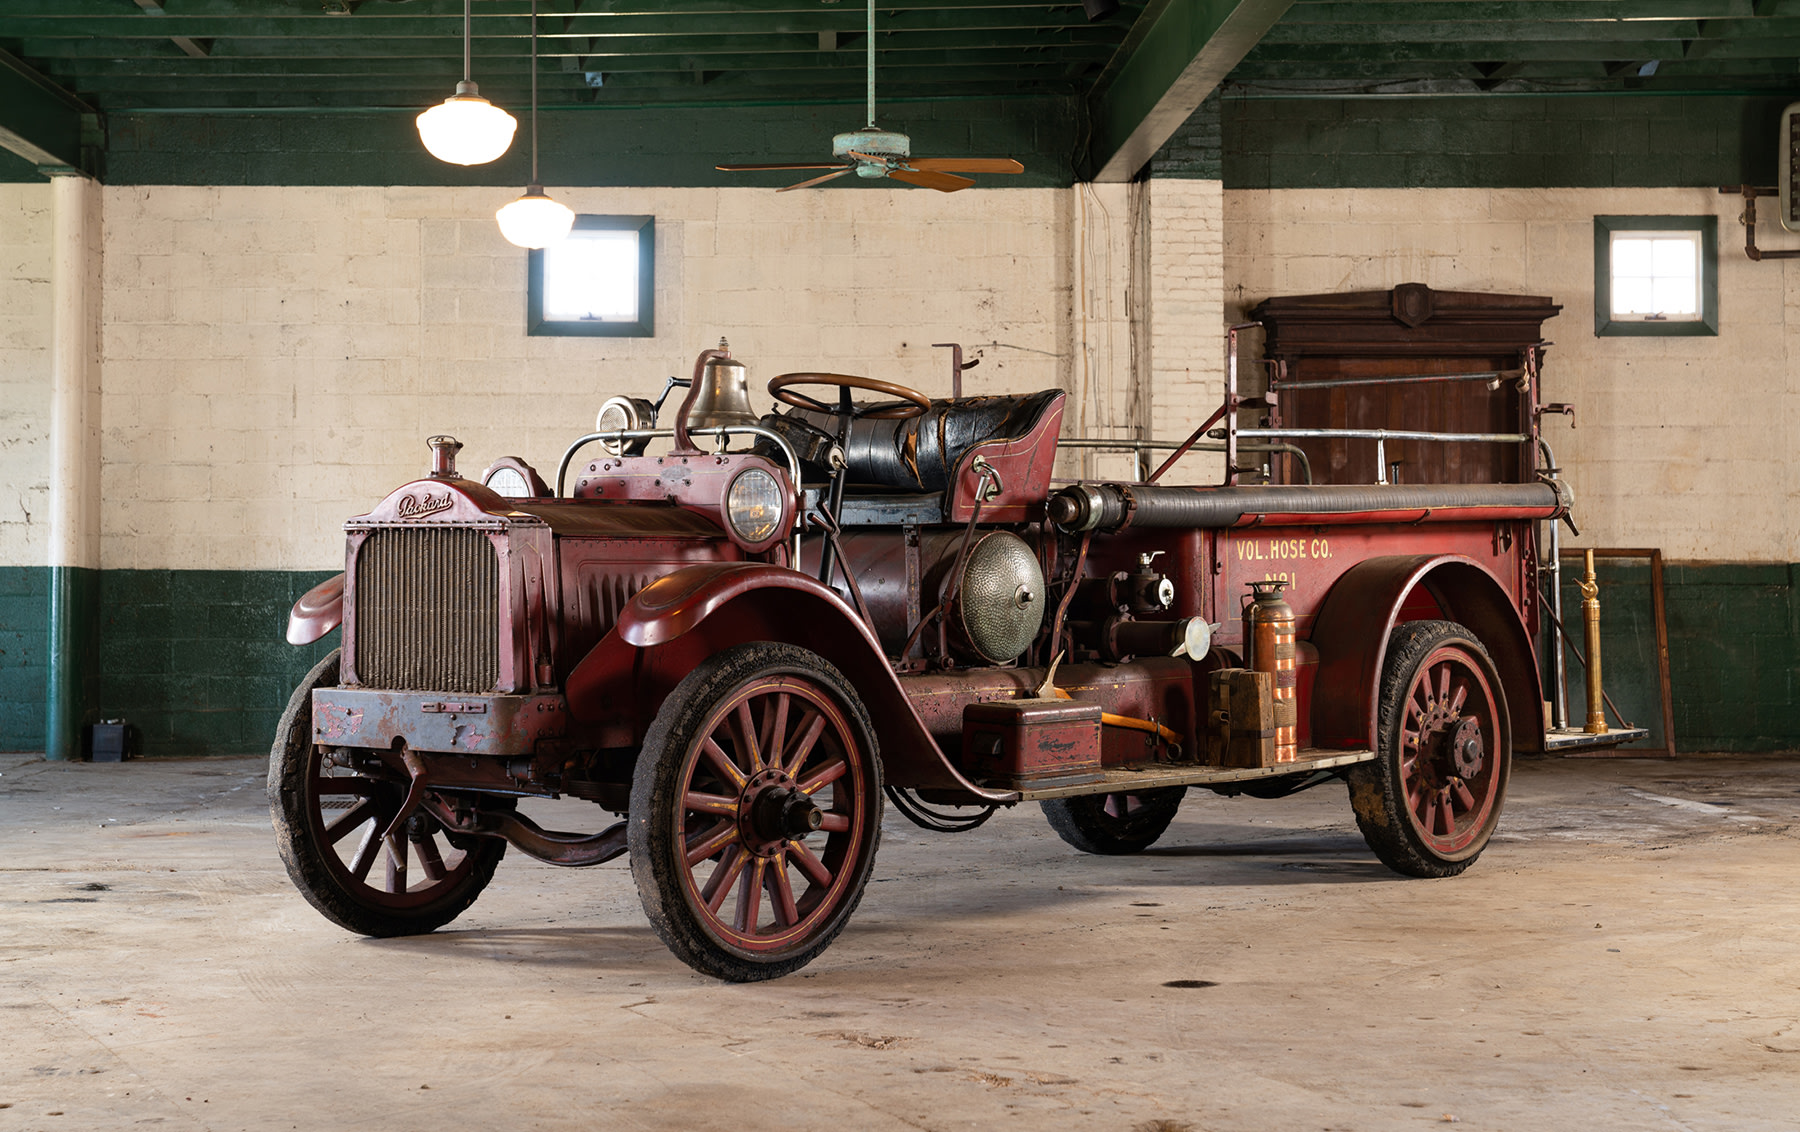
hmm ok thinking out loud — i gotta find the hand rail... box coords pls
[1211,426,1530,485]
[1057,436,1314,484]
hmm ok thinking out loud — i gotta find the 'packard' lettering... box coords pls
[396,490,454,520]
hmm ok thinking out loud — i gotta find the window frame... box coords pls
[527,213,655,337]
[1592,214,1717,337]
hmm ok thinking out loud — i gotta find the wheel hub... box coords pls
[1449,716,1485,778]
[740,768,822,856]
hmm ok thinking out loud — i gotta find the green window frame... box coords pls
[527,214,655,337]
[1593,215,1717,337]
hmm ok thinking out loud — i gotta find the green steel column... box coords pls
[45,172,101,762]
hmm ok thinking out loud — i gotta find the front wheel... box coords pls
[1041,787,1187,855]
[1346,620,1511,878]
[629,643,883,982]
[268,649,506,936]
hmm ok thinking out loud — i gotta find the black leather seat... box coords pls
[788,390,1064,492]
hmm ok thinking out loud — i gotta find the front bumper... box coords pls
[311,687,570,757]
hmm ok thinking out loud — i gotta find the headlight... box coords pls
[726,467,785,547]
[595,396,656,456]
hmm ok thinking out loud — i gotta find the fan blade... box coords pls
[909,158,1025,174]
[889,169,974,193]
[778,169,853,192]
[717,162,848,171]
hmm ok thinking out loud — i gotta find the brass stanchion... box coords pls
[1580,549,1608,734]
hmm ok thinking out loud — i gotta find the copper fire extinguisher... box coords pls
[1246,580,1298,763]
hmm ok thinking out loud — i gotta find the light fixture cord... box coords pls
[866,0,875,127]
[530,0,540,184]
[462,0,471,84]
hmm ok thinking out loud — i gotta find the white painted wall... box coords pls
[1224,187,1800,563]
[0,184,52,568]
[96,185,1084,570]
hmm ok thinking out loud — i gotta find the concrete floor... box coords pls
[2,752,1797,1132]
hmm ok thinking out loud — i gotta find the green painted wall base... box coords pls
[0,563,1793,757]
[0,567,50,752]
[1558,561,1799,754]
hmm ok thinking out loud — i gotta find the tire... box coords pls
[268,649,505,936]
[1346,620,1511,878]
[629,643,883,982]
[1040,786,1187,855]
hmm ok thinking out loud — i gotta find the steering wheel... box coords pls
[769,372,931,421]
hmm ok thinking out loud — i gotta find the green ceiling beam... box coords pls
[1280,0,1796,22]
[16,30,1115,60]
[0,0,1116,15]
[1086,0,1295,181]
[1241,37,1800,62]
[0,7,1119,40]
[1262,19,1715,44]
[0,45,85,170]
[1228,57,1800,80]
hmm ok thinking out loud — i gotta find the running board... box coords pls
[1014,748,1376,801]
[1544,726,1652,753]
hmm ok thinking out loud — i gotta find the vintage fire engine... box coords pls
[271,308,1637,981]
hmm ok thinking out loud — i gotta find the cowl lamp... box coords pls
[417,81,516,166]
[416,0,515,166]
[496,184,574,248]
[496,0,572,249]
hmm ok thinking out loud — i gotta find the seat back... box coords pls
[790,390,1066,492]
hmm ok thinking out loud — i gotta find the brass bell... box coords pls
[684,337,759,432]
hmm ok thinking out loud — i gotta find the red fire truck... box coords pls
[272,316,1636,981]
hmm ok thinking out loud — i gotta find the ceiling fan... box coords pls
[715,0,1025,193]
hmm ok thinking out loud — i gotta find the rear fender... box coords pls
[566,562,1018,803]
[286,573,345,646]
[1309,554,1542,753]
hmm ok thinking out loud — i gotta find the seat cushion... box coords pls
[789,390,1065,492]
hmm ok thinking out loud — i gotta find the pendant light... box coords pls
[496,0,574,249]
[416,0,516,166]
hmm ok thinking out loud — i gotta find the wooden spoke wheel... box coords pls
[1040,786,1187,855]
[629,643,882,982]
[1348,620,1511,878]
[268,650,505,936]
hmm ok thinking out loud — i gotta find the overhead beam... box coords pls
[0,46,85,169]
[1086,0,1295,182]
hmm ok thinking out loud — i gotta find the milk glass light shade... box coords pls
[416,82,517,166]
[496,186,575,249]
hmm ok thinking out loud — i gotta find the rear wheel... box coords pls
[629,643,882,982]
[1041,787,1187,855]
[268,650,505,936]
[1347,620,1510,878]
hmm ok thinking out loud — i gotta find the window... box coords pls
[528,214,654,337]
[1593,215,1717,336]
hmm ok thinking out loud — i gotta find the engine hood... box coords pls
[350,478,724,540]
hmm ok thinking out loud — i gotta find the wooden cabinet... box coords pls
[1250,283,1561,486]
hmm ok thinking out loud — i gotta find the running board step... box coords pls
[1544,726,1652,752]
[1013,748,1376,801]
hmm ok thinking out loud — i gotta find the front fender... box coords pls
[286,573,344,646]
[567,562,1018,804]
[1310,554,1542,754]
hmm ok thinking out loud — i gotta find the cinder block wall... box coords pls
[0,184,51,752]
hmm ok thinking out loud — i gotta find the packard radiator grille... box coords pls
[354,527,500,692]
